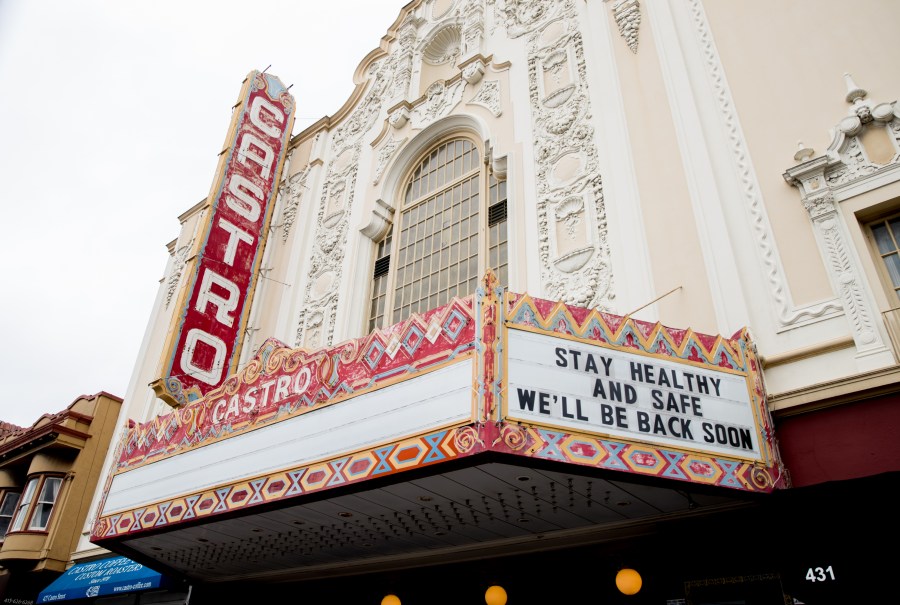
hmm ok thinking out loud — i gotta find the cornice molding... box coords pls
[769,364,900,416]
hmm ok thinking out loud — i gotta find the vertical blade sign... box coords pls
[152,70,295,407]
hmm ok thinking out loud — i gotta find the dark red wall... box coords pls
[774,394,900,487]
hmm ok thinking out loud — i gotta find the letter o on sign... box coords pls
[293,367,312,395]
[181,329,227,386]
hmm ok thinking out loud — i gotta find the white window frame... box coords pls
[8,475,63,533]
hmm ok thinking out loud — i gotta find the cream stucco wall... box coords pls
[704,0,900,307]
[606,2,718,334]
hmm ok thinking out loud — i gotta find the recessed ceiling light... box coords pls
[197,538,209,543]
[338,511,353,518]
[517,517,530,523]
[617,500,631,507]
[418,495,433,502]
[517,475,531,482]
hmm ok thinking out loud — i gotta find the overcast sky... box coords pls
[0,0,404,427]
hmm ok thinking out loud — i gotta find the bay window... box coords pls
[8,475,62,533]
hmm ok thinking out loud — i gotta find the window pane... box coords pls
[873,223,896,254]
[10,478,38,533]
[884,253,900,288]
[415,219,425,242]
[399,226,412,249]
[28,477,61,531]
[0,492,18,517]
[30,505,51,530]
[890,219,900,247]
[0,492,20,538]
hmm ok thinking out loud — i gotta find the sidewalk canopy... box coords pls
[37,556,167,602]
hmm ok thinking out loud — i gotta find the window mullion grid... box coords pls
[387,139,482,326]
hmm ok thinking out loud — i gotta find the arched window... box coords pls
[368,137,507,331]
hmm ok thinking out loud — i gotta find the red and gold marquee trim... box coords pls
[117,296,478,471]
[93,425,485,540]
[93,273,784,542]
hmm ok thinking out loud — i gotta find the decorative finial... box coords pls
[793,140,815,162]
[843,72,867,104]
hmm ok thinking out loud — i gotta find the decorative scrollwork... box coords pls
[500,423,528,450]
[454,425,483,452]
[750,466,772,490]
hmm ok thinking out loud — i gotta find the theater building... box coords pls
[73,1,900,604]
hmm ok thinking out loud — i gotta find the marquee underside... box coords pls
[103,455,752,583]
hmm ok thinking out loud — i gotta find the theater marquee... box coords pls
[94,277,784,546]
[153,70,295,406]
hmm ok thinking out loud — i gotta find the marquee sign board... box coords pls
[152,71,295,406]
[93,278,784,545]
[507,329,761,460]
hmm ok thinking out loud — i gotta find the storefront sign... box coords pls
[507,329,761,460]
[153,71,295,406]
[36,556,168,602]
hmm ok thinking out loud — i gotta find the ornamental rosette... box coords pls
[750,466,773,490]
[500,423,528,450]
[454,426,483,453]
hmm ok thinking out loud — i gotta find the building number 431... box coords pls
[806,566,836,582]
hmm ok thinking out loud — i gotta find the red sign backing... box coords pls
[153,71,295,406]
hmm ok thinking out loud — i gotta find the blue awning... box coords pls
[37,556,168,602]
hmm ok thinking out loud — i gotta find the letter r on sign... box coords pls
[196,268,239,327]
